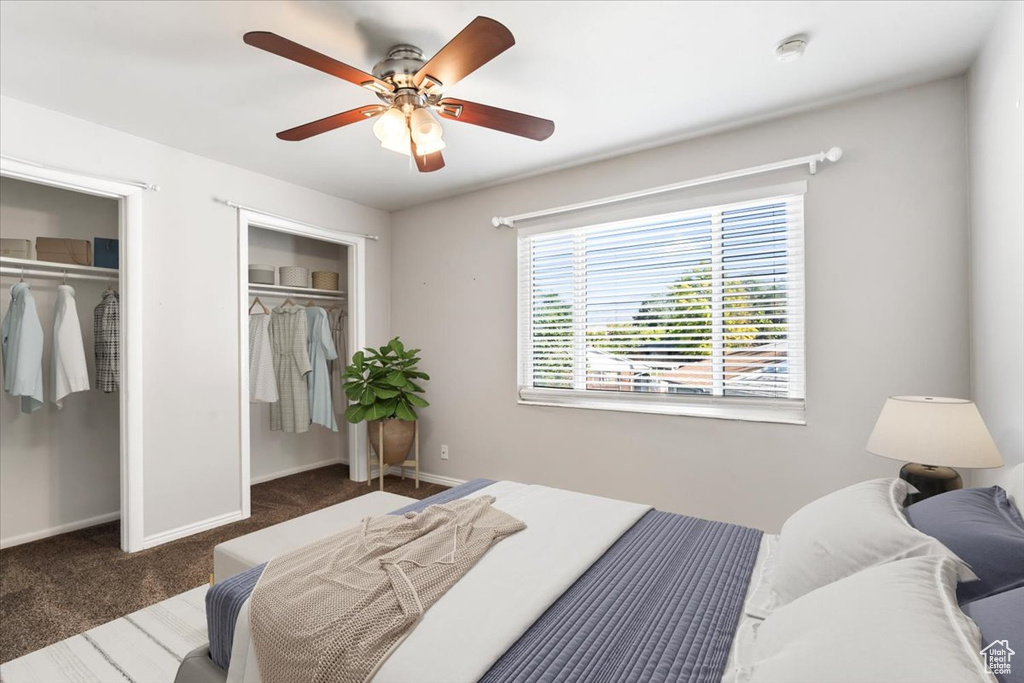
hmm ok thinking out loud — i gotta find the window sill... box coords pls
[517,388,806,425]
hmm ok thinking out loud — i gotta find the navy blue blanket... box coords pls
[482,510,761,683]
[207,480,761,683]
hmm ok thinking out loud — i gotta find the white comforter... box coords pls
[227,481,652,683]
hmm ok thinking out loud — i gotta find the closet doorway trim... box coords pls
[0,155,146,553]
[236,208,369,519]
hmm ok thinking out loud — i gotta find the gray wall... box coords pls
[391,78,972,531]
[0,178,120,546]
[968,0,1024,486]
[0,95,392,542]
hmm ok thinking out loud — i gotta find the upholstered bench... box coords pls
[174,491,420,683]
[212,490,416,582]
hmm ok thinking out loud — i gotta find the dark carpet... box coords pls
[0,464,447,664]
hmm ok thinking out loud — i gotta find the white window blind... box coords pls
[517,190,805,423]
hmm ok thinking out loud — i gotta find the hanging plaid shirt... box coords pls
[94,290,120,393]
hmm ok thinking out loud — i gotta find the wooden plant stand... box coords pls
[366,420,419,491]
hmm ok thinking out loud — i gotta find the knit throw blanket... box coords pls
[249,495,526,683]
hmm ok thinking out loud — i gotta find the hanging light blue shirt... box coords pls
[306,306,338,432]
[1,282,45,413]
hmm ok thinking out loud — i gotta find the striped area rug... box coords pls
[0,585,209,683]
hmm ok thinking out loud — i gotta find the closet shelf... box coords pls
[248,283,346,300]
[0,256,118,281]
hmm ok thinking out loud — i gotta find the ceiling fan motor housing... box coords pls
[372,45,426,88]
[372,44,441,113]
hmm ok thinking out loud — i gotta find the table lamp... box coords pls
[867,396,1002,503]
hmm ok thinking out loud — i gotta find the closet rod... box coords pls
[0,154,160,192]
[491,146,844,228]
[249,289,345,303]
[216,198,380,242]
[0,267,118,283]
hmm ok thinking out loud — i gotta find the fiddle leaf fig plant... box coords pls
[343,337,429,424]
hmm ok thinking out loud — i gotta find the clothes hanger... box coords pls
[248,296,270,315]
[62,270,67,285]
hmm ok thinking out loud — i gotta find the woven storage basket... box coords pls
[0,239,31,259]
[312,271,340,291]
[248,264,275,285]
[279,266,309,288]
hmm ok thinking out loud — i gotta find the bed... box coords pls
[176,466,1024,683]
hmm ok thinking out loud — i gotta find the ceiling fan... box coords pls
[243,16,555,173]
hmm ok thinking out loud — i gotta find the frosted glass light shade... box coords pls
[372,108,408,148]
[409,107,443,145]
[866,396,1003,468]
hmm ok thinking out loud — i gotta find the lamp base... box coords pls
[899,463,962,505]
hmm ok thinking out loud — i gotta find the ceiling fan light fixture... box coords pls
[372,107,408,147]
[409,107,444,146]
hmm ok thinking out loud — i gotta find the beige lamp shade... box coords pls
[867,396,1003,468]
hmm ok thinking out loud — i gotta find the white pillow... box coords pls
[748,555,994,683]
[756,478,969,613]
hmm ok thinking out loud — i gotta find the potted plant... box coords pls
[343,337,429,465]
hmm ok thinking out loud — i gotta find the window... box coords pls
[517,189,805,424]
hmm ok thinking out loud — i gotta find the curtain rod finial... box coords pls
[825,147,843,162]
[492,216,511,229]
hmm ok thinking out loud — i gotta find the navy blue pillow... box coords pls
[963,586,1024,683]
[905,486,1024,603]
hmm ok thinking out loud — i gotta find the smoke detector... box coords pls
[775,35,808,62]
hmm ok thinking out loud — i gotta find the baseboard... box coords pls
[368,464,467,488]
[0,511,121,549]
[142,510,245,550]
[250,457,347,485]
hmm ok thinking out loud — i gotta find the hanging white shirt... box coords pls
[249,313,278,403]
[52,284,90,407]
[1,282,45,413]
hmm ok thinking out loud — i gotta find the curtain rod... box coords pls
[0,267,118,283]
[0,154,160,192]
[492,147,842,229]
[217,198,380,242]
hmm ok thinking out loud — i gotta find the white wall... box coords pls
[391,78,972,532]
[0,178,120,546]
[968,0,1024,486]
[248,227,349,482]
[0,95,391,541]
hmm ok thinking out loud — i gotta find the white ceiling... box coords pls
[0,1,999,211]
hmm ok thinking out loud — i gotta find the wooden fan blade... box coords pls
[243,31,394,94]
[413,17,514,90]
[437,98,554,141]
[277,105,386,141]
[412,143,445,173]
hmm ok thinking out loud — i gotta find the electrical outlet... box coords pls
[440,444,449,461]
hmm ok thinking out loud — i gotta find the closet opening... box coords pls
[0,159,144,553]
[236,210,369,519]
